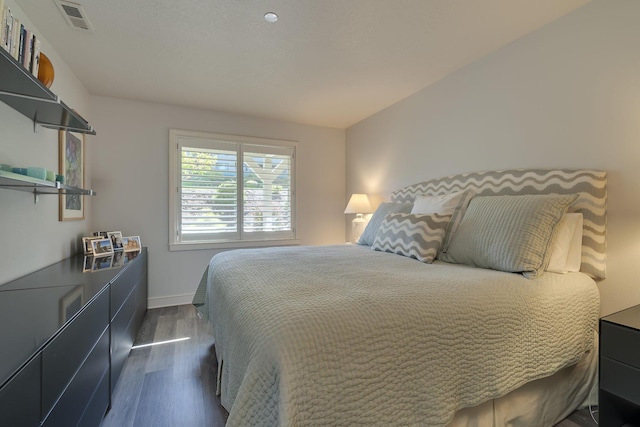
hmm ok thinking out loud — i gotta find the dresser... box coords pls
[600,304,640,426]
[0,248,147,427]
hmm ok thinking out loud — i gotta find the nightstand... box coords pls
[600,304,640,426]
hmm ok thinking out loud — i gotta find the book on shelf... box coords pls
[0,6,41,76]
[8,15,14,56]
[0,10,4,51]
[31,36,40,77]
[0,1,4,50]
[2,7,12,54]
[17,24,25,64]
[10,17,19,59]
[22,28,31,70]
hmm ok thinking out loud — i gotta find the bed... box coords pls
[193,169,606,426]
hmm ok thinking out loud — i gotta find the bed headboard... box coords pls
[390,169,607,280]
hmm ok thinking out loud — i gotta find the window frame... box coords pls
[169,129,299,251]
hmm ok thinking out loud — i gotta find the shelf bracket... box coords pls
[33,188,39,205]
[38,123,95,134]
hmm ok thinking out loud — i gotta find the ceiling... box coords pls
[16,0,590,129]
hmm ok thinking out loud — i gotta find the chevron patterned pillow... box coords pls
[358,202,414,246]
[371,213,451,263]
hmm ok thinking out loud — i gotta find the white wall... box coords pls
[346,0,640,317]
[0,0,92,285]
[0,1,345,303]
[89,97,345,308]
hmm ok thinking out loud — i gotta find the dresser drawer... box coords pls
[133,270,148,333]
[42,288,109,416]
[0,354,41,427]
[42,328,110,427]
[111,285,141,392]
[601,321,640,368]
[111,251,145,319]
[77,354,110,427]
[601,357,640,406]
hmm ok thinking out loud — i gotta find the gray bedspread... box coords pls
[195,245,599,426]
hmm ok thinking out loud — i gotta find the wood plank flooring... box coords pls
[101,305,597,427]
[101,305,227,427]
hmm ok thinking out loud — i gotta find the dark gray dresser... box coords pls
[0,248,147,427]
[600,304,640,426]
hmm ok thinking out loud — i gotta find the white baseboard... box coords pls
[147,293,194,309]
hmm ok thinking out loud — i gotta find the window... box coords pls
[169,130,297,250]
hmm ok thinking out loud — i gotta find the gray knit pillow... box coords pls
[371,213,451,263]
[439,194,578,278]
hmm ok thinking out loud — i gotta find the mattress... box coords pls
[195,244,599,426]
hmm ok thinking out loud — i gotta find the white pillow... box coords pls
[411,191,466,216]
[547,213,583,273]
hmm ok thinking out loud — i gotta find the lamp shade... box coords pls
[344,194,372,214]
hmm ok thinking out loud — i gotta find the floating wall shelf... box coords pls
[0,48,95,135]
[0,170,95,204]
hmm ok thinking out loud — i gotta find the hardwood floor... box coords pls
[101,305,597,427]
[102,305,227,427]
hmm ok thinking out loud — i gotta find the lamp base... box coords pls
[351,215,367,243]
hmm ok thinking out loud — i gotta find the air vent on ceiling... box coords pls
[54,0,94,32]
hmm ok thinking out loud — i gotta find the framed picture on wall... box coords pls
[59,130,85,221]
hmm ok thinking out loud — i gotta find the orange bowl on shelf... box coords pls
[37,52,54,88]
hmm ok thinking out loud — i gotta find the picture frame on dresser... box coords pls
[122,235,142,252]
[91,238,113,255]
[107,231,124,251]
[59,130,85,221]
[82,236,103,254]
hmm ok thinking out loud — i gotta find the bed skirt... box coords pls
[448,333,598,427]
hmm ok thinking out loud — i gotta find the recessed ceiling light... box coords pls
[264,12,278,23]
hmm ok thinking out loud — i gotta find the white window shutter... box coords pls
[171,131,296,246]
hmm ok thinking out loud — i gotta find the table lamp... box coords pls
[344,193,373,243]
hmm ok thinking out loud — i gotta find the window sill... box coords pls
[169,239,301,252]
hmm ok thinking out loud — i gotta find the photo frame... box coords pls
[59,285,84,324]
[82,236,104,254]
[107,231,124,251]
[122,235,142,252]
[91,238,113,256]
[59,130,85,221]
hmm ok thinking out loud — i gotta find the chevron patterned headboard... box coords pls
[390,169,607,280]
